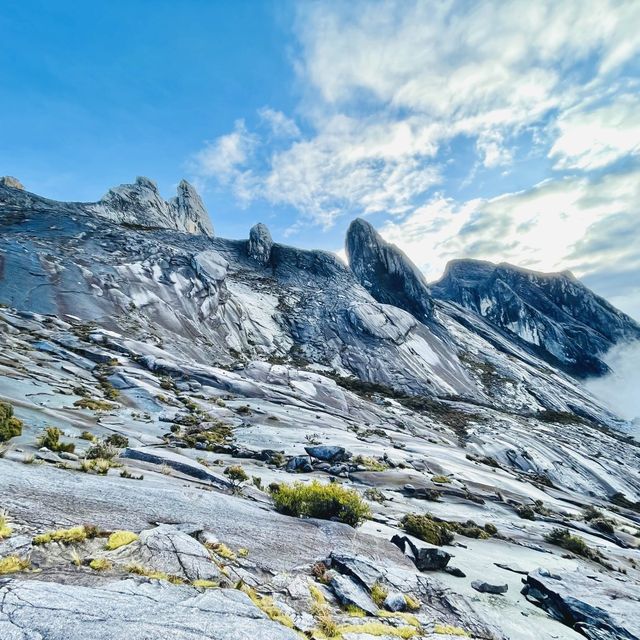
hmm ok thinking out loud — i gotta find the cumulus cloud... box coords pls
[584,341,640,422]
[549,92,640,170]
[192,0,640,228]
[378,166,640,316]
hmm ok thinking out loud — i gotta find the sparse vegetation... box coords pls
[0,555,30,574]
[270,480,371,527]
[105,530,138,550]
[0,512,12,539]
[125,563,185,584]
[33,525,95,545]
[237,582,295,629]
[352,455,388,471]
[434,623,470,636]
[89,558,112,571]
[37,426,75,453]
[0,401,23,442]
[74,398,115,411]
[370,581,388,606]
[364,487,386,503]
[105,433,129,448]
[86,441,118,460]
[431,475,451,484]
[544,528,601,562]
[224,465,249,490]
[401,514,455,546]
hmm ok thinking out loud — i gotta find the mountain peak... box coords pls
[90,177,214,236]
[345,217,434,321]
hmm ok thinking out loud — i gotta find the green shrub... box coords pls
[270,480,371,527]
[37,427,75,453]
[224,465,248,490]
[86,442,118,460]
[544,528,595,559]
[0,402,23,442]
[74,398,115,411]
[33,525,90,545]
[105,433,129,448]
[402,514,454,546]
[516,505,536,520]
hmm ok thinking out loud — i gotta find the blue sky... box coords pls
[2,0,640,318]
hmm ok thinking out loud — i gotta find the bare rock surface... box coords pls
[0,579,300,640]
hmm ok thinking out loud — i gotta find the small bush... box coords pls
[86,442,118,460]
[483,523,498,535]
[0,512,12,539]
[431,475,451,484]
[270,480,371,527]
[590,518,615,534]
[516,505,536,520]
[105,530,138,550]
[402,514,454,546]
[105,433,129,448]
[74,398,115,411]
[224,465,248,490]
[89,558,112,571]
[33,525,90,545]
[352,455,388,471]
[0,555,30,574]
[370,581,388,606]
[544,528,595,559]
[80,431,96,441]
[0,402,23,442]
[37,427,75,453]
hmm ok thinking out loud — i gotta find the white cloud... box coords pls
[191,119,257,195]
[584,341,640,422]
[378,166,640,306]
[258,107,301,139]
[191,0,640,229]
[549,93,640,170]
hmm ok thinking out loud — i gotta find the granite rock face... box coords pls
[91,176,214,236]
[523,568,640,640]
[346,217,434,322]
[0,176,24,190]
[0,579,301,640]
[432,259,640,377]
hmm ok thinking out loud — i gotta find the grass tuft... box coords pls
[105,530,138,550]
[0,555,30,574]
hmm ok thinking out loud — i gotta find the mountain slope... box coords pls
[432,259,640,377]
[0,178,639,640]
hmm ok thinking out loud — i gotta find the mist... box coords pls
[584,341,640,425]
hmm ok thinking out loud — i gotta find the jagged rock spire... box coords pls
[90,177,214,237]
[247,223,273,265]
[345,218,433,321]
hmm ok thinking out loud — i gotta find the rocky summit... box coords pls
[0,177,639,640]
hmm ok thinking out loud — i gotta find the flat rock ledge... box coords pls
[0,578,300,640]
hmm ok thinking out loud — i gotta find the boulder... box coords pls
[304,445,351,463]
[471,581,508,595]
[328,572,378,616]
[384,591,408,612]
[136,524,221,582]
[390,535,451,571]
[286,455,313,473]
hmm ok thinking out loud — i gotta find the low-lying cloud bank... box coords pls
[585,341,640,424]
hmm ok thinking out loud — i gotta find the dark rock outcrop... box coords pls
[248,223,273,265]
[432,259,640,377]
[345,218,434,322]
[471,581,508,595]
[391,534,452,571]
[523,568,640,640]
[305,445,351,463]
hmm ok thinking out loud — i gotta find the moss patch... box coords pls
[105,530,138,550]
